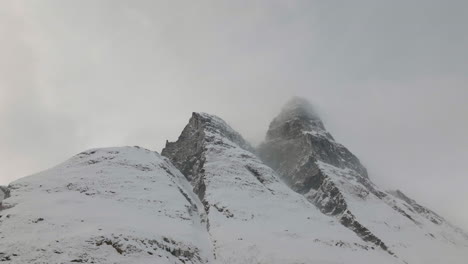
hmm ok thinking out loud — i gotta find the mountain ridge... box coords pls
[0,98,467,264]
[259,98,468,263]
[161,109,401,263]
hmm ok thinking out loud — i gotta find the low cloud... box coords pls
[1,0,467,230]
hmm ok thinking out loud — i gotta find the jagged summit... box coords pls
[1,105,468,264]
[267,97,333,141]
[165,112,253,153]
[274,97,321,123]
[161,112,400,264]
[162,112,253,183]
[261,98,368,179]
[259,99,468,263]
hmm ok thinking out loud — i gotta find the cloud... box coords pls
[0,2,84,182]
[0,0,467,230]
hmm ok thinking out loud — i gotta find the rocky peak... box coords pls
[260,97,368,178]
[272,97,321,124]
[193,112,253,151]
[259,98,391,253]
[162,111,403,264]
[267,97,332,141]
[162,112,254,200]
[164,112,252,156]
[2,106,468,263]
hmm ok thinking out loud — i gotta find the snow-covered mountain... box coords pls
[0,147,213,263]
[0,98,467,263]
[258,97,468,263]
[161,112,398,263]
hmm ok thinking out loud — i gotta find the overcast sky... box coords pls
[1,1,467,230]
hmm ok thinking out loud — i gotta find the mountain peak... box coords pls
[162,112,253,182]
[2,104,468,264]
[281,96,320,119]
[261,97,369,180]
[275,97,321,124]
[188,112,253,152]
[259,99,468,260]
[190,112,243,137]
[267,97,330,141]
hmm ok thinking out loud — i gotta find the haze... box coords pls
[1,0,467,231]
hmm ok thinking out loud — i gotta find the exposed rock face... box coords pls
[162,112,254,208]
[388,189,444,225]
[0,186,10,201]
[0,186,10,210]
[162,112,398,264]
[1,103,468,264]
[259,97,468,262]
[263,97,368,182]
[258,98,391,252]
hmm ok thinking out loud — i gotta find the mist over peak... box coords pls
[1,0,468,253]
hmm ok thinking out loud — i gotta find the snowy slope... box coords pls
[0,147,213,263]
[1,100,466,264]
[162,112,400,264]
[259,97,468,264]
[317,161,468,264]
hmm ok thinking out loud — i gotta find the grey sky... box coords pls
[1,1,467,230]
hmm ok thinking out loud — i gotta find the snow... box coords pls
[1,109,467,263]
[197,116,400,264]
[0,143,400,264]
[303,129,335,141]
[316,161,468,264]
[0,147,213,263]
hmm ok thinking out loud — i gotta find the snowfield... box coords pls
[317,161,468,264]
[197,115,399,264]
[0,145,398,264]
[0,147,213,263]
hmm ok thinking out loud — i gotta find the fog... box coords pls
[1,1,467,230]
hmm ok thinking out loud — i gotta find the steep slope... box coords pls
[0,186,9,205]
[162,112,399,264]
[1,105,466,264]
[258,97,468,264]
[0,147,213,264]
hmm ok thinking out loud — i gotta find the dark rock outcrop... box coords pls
[0,186,10,209]
[389,190,444,225]
[162,112,254,211]
[258,97,392,253]
[2,101,467,263]
[261,97,368,179]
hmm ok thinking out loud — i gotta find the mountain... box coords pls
[161,112,397,263]
[0,147,213,263]
[0,98,467,263]
[258,97,468,263]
